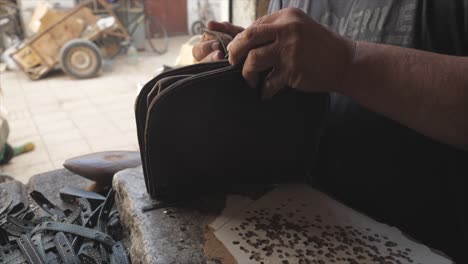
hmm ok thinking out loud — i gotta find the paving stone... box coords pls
[1,35,191,184]
[27,168,93,210]
[113,167,225,264]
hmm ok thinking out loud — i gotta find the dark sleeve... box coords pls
[416,0,468,55]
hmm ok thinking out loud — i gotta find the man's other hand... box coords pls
[192,21,244,63]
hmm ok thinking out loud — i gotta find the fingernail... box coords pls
[211,41,219,51]
[226,41,232,51]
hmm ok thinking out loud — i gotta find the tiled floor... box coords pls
[0,35,191,183]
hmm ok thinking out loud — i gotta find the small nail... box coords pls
[211,41,219,51]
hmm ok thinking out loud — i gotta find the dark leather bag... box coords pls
[135,60,330,199]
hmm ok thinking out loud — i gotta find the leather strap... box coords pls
[1,221,28,237]
[78,198,93,224]
[6,215,35,231]
[30,191,66,218]
[31,233,47,261]
[83,203,102,228]
[31,222,115,248]
[0,226,9,245]
[17,234,46,264]
[54,232,80,264]
[97,189,115,234]
[0,244,28,264]
[6,203,29,219]
[79,254,100,264]
[1,189,128,263]
[72,203,103,251]
[64,206,82,224]
[96,189,115,260]
[79,244,105,264]
[110,242,130,264]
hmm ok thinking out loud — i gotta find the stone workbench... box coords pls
[1,168,454,263]
[113,167,228,264]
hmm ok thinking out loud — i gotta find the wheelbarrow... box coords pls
[10,0,129,80]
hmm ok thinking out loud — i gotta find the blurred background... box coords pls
[0,0,269,183]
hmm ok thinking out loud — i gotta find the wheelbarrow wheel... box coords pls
[60,39,102,79]
[191,20,205,35]
[145,16,168,54]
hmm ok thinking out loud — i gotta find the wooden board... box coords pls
[11,46,42,69]
[37,9,67,33]
[30,7,98,67]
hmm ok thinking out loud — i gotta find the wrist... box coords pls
[336,38,358,94]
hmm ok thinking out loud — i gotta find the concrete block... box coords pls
[113,167,219,264]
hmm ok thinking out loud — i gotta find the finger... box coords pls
[227,25,278,65]
[207,21,244,37]
[262,68,287,100]
[253,8,306,26]
[192,40,220,61]
[251,11,283,26]
[201,32,233,44]
[198,50,224,63]
[242,44,277,88]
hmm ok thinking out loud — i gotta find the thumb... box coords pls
[207,21,244,38]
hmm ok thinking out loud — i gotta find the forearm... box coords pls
[341,41,468,150]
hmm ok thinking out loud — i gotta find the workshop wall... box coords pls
[232,0,270,28]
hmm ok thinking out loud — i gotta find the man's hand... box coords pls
[192,21,244,63]
[227,8,356,99]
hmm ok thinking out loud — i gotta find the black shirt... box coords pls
[269,1,468,263]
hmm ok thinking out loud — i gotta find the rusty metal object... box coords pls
[63,151,141,191]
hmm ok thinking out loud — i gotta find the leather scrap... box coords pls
[54,232,81,264]
[0,189,129,263]
[17,234,46,264]
[30,190,66,218]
